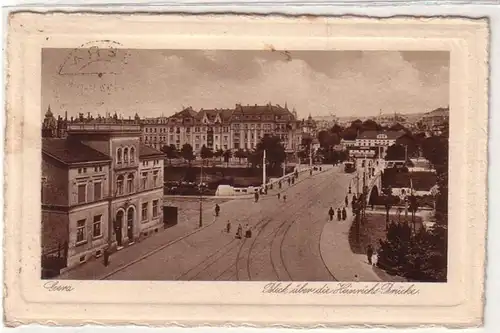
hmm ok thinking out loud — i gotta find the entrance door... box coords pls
[115,210,124,247]
[127,207,134,244]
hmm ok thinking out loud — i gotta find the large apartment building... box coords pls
[141,103,316,154]
[41,111,165,276]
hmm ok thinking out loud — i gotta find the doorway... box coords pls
[115,210,124,247]
[127,207,135,244]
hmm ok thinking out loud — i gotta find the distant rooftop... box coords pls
[357,130,405,140]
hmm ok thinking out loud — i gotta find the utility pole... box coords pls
[404,144,408,162]
[262,149,267,187]
[199,163,203,228]
[309,143,313,167]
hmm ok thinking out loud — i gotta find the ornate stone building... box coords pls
[141,103,316,155]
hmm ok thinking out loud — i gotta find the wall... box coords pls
[137,188,164,236]
[41,210,69,254]
[68,163,110,206]
[67,201,109,268]
[42,156,69,206]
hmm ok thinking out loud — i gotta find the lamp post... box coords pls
[199,163,203,228]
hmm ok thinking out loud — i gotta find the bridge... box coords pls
[348,166,382,205]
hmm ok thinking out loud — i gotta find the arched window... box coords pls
[130,147,136,163]
[127,173,134,193]
[117,148,122,164]
[117,175,124,195]
[123,147,129,164]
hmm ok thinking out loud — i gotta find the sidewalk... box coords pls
[59,203,221,280]
[319,192,382,282]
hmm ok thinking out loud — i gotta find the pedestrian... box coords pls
[354,274,360,282]
[288,178,291,186]
[328,207,334,221]
[342,207,347,220]
[291,178,295,184]
[254,192,259,203]
[236,224,243,239]
[371,250,378,267]
[279,181,282,189]
[277,193,281,200]
[310,169,313,176]
[215,203,220,217]
[345,195,348,207]
[367,244,374,265]
[226,221,231,233]
[245,224,252,238]
[283,195,287,202]
[337,208,341,221]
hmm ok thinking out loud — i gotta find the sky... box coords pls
[42,49,449,120]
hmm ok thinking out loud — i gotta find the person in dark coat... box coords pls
[236,224,243,239]
[342,207,347,220]
[103,247,110,267]
[345,195,348,207]
[277,192,281,200]
[254,192,259,203]
[215,204,220,217]
[367,244,374,264]
[337,208,342,221]
[328,207,334,221]
[226,221,231,233]
[283,195,287,202]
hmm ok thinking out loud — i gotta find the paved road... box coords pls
[105,166,355,281]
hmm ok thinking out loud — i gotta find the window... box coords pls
[93,215,102,238]
[141,202,148,221]
[153,200,159,217]
[77,184,86,204]
[130,147,135,163]
[141,172,148,190]
[94,167,98,172]
[83,167,87,173]
[127,174,134,193]
[76,219,86,243]
[94,181,102,200]
[99,166,103,172]
[153,171,159,187]
[117,148,122,164]
[78,168,82,174]
[117,175,124,195]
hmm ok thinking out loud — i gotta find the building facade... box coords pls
[352,130,405,159]
[141,103,315,155]
[41,112,165,274]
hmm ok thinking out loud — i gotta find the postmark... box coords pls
[57,40,129,76]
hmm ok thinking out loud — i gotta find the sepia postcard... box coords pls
[4,13,488,327]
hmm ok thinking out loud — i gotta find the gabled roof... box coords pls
[196,108,233,123]
[139,144,165,159]
[357,130,405,140]
[42,138,111,165]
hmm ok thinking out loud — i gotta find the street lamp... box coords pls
[199,163,203,228]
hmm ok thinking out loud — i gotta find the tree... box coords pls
[389,123,406,132]
[383,186,394,230]
[200,145,213,165]
[161,144,178,165]
[234,149,247,163]
[223,149,232,167]
[361,119,380,132]
[318,130,340,149]
[180,143,195,166]
[330,123,343,134]
[255,135,286,169]
[385,144,407,161]
[214,148,224,162]
[340,127,358,140]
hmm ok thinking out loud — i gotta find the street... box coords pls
[104,166,355,281]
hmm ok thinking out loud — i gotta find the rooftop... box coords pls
[42,138,111,165]
[357,130,405,140]
[139,144,165,158]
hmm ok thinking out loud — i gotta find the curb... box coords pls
[99,216,218,280]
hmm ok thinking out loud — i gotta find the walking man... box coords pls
[345,195,348,207]
[342,207,347,220]
[226,221,231,233]
[367,244,374,265]
[283,195,287,202]
[277,193,281,200]
[236,224,243,239]
[337,208,342,221]
[328,207,334,221]
[254,192,259,203]
[215,203,220,217]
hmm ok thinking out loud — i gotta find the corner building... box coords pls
[41,121,165,274]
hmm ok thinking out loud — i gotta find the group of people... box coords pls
[328,206,347,221]
[225,221,252,239]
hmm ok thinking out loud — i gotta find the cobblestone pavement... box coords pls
[101,165,362,281]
